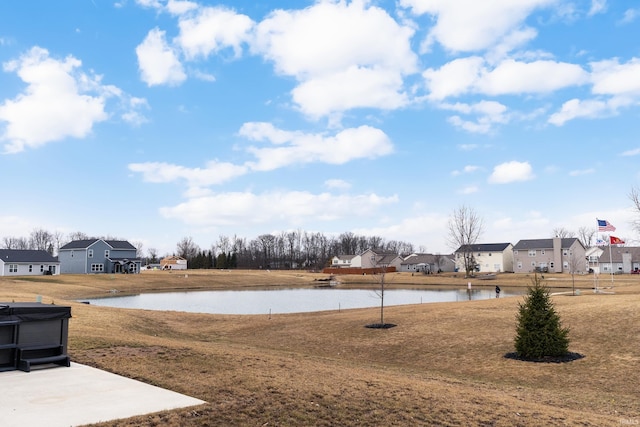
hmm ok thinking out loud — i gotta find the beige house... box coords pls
[351,249,404,270]
[454,243,514,273]
[330,254,357,268]
[160,255,188,270]
[513,238,586,274]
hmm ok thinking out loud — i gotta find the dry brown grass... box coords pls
[2,270,639,426]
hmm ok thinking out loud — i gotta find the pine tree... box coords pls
[514,275,570,359]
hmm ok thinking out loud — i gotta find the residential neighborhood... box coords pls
[0,232,638,277]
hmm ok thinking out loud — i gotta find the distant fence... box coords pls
[322,267,396,275]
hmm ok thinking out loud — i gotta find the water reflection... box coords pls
[82,287,523,315]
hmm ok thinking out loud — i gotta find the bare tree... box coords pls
[577,226,596,248]
[132,241,144,258]
[447,205,484,277]
[552,227,574,238]
[630,186,640,234]
[147,247,158,263]
[176,236,199,260]
[30,228,54,252]
[567,251,586,296]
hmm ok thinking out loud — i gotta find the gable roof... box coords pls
[59,239,136,251]
[401,254,453,265]
[455,243,512,253]
[597,246,640,263]
[513,238,580,251]
[0,249,58,263]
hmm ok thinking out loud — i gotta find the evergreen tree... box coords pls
[514,275,570,359]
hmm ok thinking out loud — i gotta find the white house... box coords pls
[0,249,60,276]
[160,255,188,270]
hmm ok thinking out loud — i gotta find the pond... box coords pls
[81,287,525,315]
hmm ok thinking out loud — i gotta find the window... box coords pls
[514,250,518,255]
[550,262,554,269]
[29,265,33,272]
[105,250,110,258]
[528,250,536,257]
[88,249,94,258]
[563,249,568,256]
[9,264,18,273]
[517,262,522,269]
[563,261,569,269]
[40,265,44,272]
[531,261,536,267]
[91,263,104,273]
[541,250,545,255]
[488,253,492,256]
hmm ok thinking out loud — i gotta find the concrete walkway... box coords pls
[0,363,206,427]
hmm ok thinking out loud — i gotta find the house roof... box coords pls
[0,249,58,263]
[455,243,512,253]
[513,238,580,251]
[597,246,640,263]
[401,254,453,265]
[59,239,136,250]
[333,255,356,261]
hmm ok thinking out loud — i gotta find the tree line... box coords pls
[1,229,417,271]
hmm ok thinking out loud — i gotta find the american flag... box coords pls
[597,219,616,232]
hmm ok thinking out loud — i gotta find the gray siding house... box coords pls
[597,246,640,274]
[58,239,141,274]
[513,238,586,274]
[400,253,455,273]
[0,249,60,276]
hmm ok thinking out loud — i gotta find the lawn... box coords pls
[1,270,638,426]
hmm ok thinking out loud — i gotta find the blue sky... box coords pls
[1,0,639,256]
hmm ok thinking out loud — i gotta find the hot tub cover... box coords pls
[0,303,71,322]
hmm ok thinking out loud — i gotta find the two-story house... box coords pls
[352,249,403,271]
[454,243,514,273]
[58,239,141,274]
[512,238,586,274]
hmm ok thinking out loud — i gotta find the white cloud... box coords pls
[129,123,394,188]
[458,185,479,194]
[442,100,509,133]
[619,8,640,25]
[128,160,249,187]
[240,123,394,170]
[166,0,198,15]
[159,191,399,226]
[568,168,595,176]
[325,179,351,190]
[478,59,588,95]
[588,0,607,16]
[488,161,535,183]
[175,6,253,60]
[548,97,633,125]
[590,58,640,96]
[400,0,556,53]
[252,0,417,118]
[136,28,186,86]
[424,57,587,100]
[452,165,480,176]
[622,148,640,157]
[0,47,109,153]
[291,66,409,119]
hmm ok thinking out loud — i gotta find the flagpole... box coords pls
[608,235,614,288]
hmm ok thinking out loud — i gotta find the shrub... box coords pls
[514,275,570,359]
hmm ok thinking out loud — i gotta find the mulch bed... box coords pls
[365,323,397,329]
[503,352,585,363]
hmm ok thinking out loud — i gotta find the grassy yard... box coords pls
[1,270,638,426]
